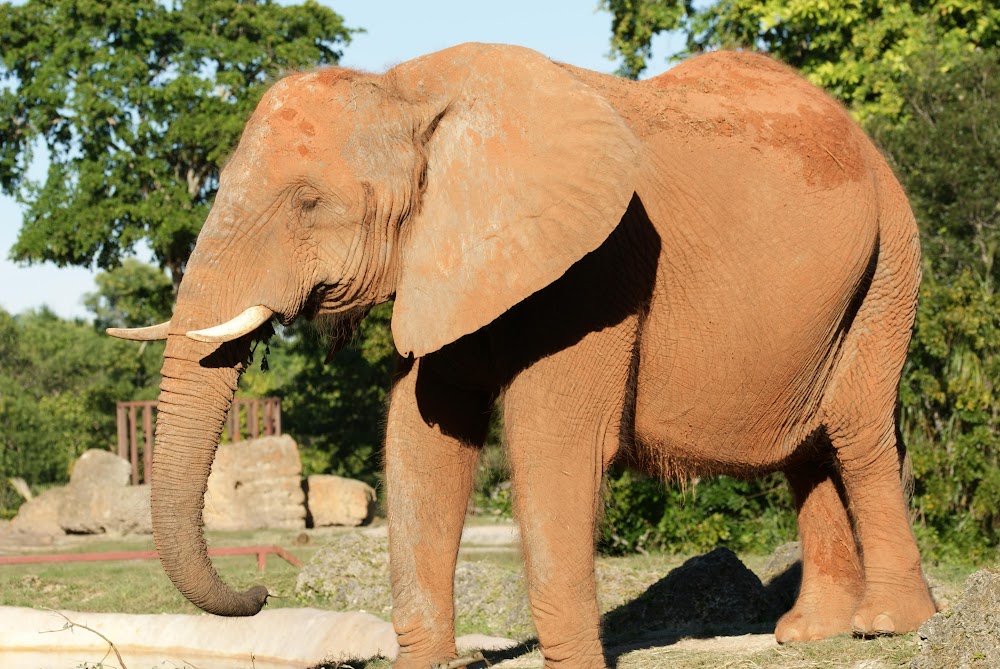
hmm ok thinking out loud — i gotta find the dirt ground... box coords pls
[0,521,986,669]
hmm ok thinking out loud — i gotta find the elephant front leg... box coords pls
[385,359,489,669]
[502,341,629,669]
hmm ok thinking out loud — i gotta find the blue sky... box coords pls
[0,0,682,320]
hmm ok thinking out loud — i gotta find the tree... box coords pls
[84,259,174,329]
[604,0,1000,120]
[0,308,162,506]
[601,0,691,79]
[872,49,1000,559]
[871,48,1000,284]
[0,0,356,288]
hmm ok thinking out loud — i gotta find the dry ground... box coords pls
[0,521,979,669]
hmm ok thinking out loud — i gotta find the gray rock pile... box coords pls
[601,547,787,640]
[295,533,392,613]
[912,567,1000,669]
[7,449,150,537]
[4,435,377,540]
[296,533,536,638]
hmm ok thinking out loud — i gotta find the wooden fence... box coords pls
[116,397,282,485]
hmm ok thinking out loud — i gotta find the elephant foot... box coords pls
[775,589,858,643]
[850,585,937,637]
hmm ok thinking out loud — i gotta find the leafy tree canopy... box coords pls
[872,48,1000,283]
[0,0,356,287]
[0,307,162,500]
[603,0,999,120]
[84,259,174,329]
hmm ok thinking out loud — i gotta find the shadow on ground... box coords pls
[475,546,802,668]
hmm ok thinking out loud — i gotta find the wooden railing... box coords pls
[0,545,301,571]
[115,397,282,485]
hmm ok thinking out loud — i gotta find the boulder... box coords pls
[69,449,132,488]
[761,541,802,613]
[7,487,65,536]
[601,547,782,640]
[912,568,1000,669]
[203,435,305,531]
[55,450,150,535]
[306,475,377,527]
[59,483,151,535]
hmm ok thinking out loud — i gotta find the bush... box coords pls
[599,469,796,556]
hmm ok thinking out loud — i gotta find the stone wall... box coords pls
[4,435,377,538]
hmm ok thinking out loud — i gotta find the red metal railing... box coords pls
[0,545,301,572]
[115,397,282,485]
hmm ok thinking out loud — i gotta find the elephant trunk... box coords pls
[151,335,269,616]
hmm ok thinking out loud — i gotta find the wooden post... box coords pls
[128,405,139,486]
[142,404,154,483]
[274,399,281,435]
[263,399,273,436]
[250,401,259,439]
[116,405,128,461]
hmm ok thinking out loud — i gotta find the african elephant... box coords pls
[109,43,936,669]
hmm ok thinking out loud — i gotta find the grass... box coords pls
[0,526,984,669]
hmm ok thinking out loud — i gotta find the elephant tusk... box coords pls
[186,305,274,343]
[106,322,171,341]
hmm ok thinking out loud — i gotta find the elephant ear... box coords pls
[389,43,640,358]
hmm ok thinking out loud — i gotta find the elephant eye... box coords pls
[300,197,319,212]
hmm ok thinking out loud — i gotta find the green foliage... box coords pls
[604,0,999,120]
[0,308,162,515]
[0,0,356,284]
[601,0,692,79]
[83,259,174,329]
[689,0,999,120]
[871,48,1000,283]
[872,48,1000,561]
[599,469,796,556]
[238,304,397,486]
[902,274,1000,561]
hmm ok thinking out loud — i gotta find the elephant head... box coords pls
[109,43,639,616]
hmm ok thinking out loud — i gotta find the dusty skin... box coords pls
[108,44,936,669]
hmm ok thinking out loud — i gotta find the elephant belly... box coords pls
[628,129,878,477]
[632,283,847,477]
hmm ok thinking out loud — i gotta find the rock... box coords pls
[297,532,535,638]
[69,449,132,488]
[7,487,65,536]
[54,450,150,535]
[761,541,802,614]
[601,547,782,640]
[912,568,1000,669]
[0,605,515,666]
[306,475,377,527]
[295,533,392,613]
[60,483,151,535]
[203,435,306,531]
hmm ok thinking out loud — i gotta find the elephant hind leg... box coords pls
[776,449,863,643]
[819,184,935,636]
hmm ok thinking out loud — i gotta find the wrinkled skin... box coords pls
[135,44,936,669]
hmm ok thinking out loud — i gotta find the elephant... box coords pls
[109,43,937,669]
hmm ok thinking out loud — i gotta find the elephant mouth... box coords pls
[298,284,372,363]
